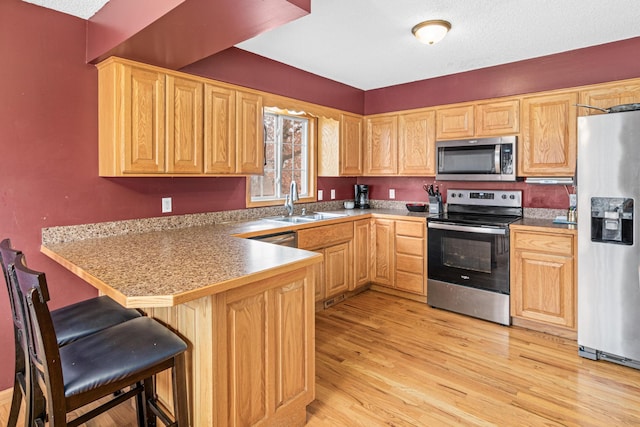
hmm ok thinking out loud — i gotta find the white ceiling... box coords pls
[25,0,640,90]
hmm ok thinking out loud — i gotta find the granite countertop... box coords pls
[41,207,427,308]
[41,205,570,309]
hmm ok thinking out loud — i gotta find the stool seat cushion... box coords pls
[60,317,187,397]
[52,295,141,346]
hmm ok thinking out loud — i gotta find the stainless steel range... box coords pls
[427,189,523,325]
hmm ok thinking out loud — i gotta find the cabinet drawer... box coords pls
[396,253,423,274]
[396,235,424,256]
[297,222,354,250]
[513,231,574,255]
[395,220,424,238]
[395,270,425,294]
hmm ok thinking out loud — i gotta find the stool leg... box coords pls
[172,353,188,427]
[135,382,146,427]
[144,377,157,427]
[7,375,22,427]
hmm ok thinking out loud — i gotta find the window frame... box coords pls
[246,107,317,208]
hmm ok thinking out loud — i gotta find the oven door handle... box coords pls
[428,222,507,235]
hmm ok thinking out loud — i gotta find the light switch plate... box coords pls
[330,189,336,200]
[318,190,323,201]
[389,189,395,199]
[569,194,577,208]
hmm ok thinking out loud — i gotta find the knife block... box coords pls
[429,196,443,214]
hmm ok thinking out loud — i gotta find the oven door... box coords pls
[427,222,510,294]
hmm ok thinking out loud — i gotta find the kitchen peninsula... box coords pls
[41,220,322,427]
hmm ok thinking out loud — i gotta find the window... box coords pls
[248,108,316,206]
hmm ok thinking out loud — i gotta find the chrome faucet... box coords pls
[284,181,299,216]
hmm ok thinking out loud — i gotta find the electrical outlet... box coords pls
[318,190,323,201]
[389,189,395,199]
[569,194,577,208]
[162,197,172,213]
[330,189,336,200]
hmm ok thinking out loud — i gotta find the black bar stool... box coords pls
[13,253,189,427]
[0,239,141,427]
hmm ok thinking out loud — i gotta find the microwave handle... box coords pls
[494,144,501,173]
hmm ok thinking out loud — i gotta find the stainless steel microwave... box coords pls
[436,136,517,181]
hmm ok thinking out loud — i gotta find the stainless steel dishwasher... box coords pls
[249,231,297,247]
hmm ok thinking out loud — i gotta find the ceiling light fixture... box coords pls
[411,20,451,45]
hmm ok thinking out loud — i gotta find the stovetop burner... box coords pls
[428,189,523,227]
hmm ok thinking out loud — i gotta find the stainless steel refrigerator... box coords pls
[577,109,640,369]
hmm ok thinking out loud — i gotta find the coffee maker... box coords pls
[354,184,370,209]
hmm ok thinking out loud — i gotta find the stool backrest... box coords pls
[13,253,63,417]
[0,238,25,330]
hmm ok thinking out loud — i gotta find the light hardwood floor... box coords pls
[2,290,640,426]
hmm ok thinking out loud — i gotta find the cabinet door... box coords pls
[340,113,364,175]
[372,219,395,287]
[579,81,640,115]
[398,110,436,175]
[204,84,236,173]
[166,76,203,173]
[365,115,398,175]
[317,116,340,177]
[520,92,578,176]
[353,219,371,289]
[511,249,575,329]
[123,65,166,173]
[436,105,474,140]
[394,220,426,295]
[324,242,351,298]
[475,99,519,136]
[236,91,264,174]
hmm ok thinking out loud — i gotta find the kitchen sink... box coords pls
[262,212,347,224]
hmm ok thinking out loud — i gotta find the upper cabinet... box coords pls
[436,99,519,140]
[318,112,364,177]
[98,57,263,177]
[436,105,474,140]
[340,113,365,176]
[364,110,436,176]
[520,92,578,177]
[579,81,640,115]
[364,114,398,175]
[398,110,437,176]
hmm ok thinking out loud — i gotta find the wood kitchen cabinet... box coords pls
[166,75,204,174]
[372,218,395,287]
[98,57,264,177]
[353,218,371,289]
[520,92,578,176]
[398,109,437,175]
[297,222,354,301]
[436,99,519,140]
[394,220,426,295]
[578,79,640,115]
[364,114,398,175]
[510,227,577,337]
[235,90,264,174]
[371,217,427,297]
[436,105,474,140]
[340,112,364,176]
[203,84,236,173]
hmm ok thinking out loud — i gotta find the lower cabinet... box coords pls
[510,226,577,336]
[353,219,371,288]
[372,217,427,296]
[297,222,354,301]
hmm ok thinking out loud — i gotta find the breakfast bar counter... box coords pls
[41,221,322,427]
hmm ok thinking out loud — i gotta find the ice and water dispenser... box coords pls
[590,197,634,245]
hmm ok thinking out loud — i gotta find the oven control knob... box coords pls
[450,193,456,198]
[457,193,463,198]
[510,195,515,199]
[502,194,507,199]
